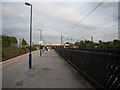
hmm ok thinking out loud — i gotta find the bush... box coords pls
[32,46,37,51]
[25,46,37,51]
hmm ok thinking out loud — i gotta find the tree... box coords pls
[2,35,18,46]
[113,40,120,49]
[74,39,120,49]
[99,40,102,44]
[2,35,11,46]
[21,38,28,45]
[74,42,79,46]
[11,37,18,44]
[79,41,86,48]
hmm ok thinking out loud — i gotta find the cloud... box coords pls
[2,7,26,20]
[2,2,118,43]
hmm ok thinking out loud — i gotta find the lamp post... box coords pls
[38,29,42,56]
[25,2,32,69]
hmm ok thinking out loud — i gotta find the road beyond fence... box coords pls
[2,50,92,88]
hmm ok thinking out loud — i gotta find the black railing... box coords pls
[55,47,120,89]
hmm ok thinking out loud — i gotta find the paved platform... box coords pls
[2,50,92,88]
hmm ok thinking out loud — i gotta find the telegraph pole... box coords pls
[19,38,21,48]
[40,30,42,41]
[91,36,93,42]
[39,29,42,56]
[61,35,64,46]
[42,36,45,45]
[60,35,63,56]
[71,38,72,44]
[61,35,62,46]
[40,30,42,56]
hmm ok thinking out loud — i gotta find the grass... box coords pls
[2,46,29,61]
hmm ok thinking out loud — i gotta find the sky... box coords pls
[1,0,119,44]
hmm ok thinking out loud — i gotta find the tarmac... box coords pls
[2,49,92,88]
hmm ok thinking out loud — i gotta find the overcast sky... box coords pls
[1,0,119,44]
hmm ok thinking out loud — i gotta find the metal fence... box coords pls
[55,47,120,89]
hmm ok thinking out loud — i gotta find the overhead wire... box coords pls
[61,0,118,43]
[63,0,105,35]
[62,0,105,42]
[76,24,118,38]
[62,18,117,42]
[68,5,118,37]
